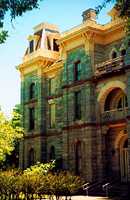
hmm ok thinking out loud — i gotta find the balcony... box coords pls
[101,108,128,123]
[23,49,60,63]
[95,56,124,76]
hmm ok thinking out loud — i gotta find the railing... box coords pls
[23,48,59,63]
[102,182,111,197]
[82,181,103,196]
[95,56,124,76]
[101,108,128,123]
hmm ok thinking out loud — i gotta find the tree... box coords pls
[0,109,23,164]
[0,0,43,44]
[4,104,24,168]
[96,0,130,32]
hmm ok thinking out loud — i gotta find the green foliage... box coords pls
[96,0,114,14]
[11,104,24,135]
[0,0,43,43]
[24,161,55,175]
[0,170,22,197]
[96,0,130,32]
[44,172,83,199]
[0,30,8,44]
[0,109,23,162]
[0,163,83,199]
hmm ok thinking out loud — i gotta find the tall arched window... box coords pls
[49,146,55,160]
[121,49,126,56]
[29,83,35,99]
[28,148,35,166]
[75,142,82,175]
[111,51,117,59]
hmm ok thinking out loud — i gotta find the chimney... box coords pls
[82,8,97,23]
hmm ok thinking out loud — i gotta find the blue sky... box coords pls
[0,0,114,117]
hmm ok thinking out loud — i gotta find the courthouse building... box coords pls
[18,7,130,183]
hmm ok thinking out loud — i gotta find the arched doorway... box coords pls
[120,138,128,182]
[28,148,35,166]
[75,141,81,175]
[49,145,55,160]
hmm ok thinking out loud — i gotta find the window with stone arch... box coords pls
[120,44,126,56]
[104,88,128,112]
[75,141,82,175]
[28,148,35,166]
[29,82,35,99]
[111,49,118,59]
[121,49,126,56]
[49,145,55,160]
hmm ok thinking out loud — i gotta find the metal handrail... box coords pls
[102,182,111,197]
[82,181,102,196]
[82,182,90,196]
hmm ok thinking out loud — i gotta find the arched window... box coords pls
[121,49,126,56]
[111,51,117,59]
[28,148,35,166]
[104,88,128,112]
[117,95,128,109]
[75,142,81,175]
[49,146,55,160]
[29,83,35,99]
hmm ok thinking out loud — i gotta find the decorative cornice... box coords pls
[63,122,99,130]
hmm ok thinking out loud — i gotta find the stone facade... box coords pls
[18,8,130,183]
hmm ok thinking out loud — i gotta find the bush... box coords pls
[0,163,84,200]
[0,170,22,199]
[37,172,83,200]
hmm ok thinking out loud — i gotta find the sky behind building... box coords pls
[0,0,114,117]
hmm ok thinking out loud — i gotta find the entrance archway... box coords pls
[120,138,128,182]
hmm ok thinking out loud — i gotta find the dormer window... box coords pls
[111,51,117,59]
[53,39,59,51]
[29,40,34,53]
[121,49,126,56]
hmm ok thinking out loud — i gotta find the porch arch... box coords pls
[97,81,126,112]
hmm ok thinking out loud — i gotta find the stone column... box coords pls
[37,67,47,162]
[125,47,130,182]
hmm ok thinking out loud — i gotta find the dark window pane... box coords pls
[121,49,126,56]
[29,107,35,130]
[75,142,81,175]
[125,96,128,107]
[74,61,81,81]
[53,39,59,51]
[28,148,34,166]
[74,91,81,120]
[112,51,117,59]
[29,83,35,99]
[50,146,55,160]
[29,40,34,53]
